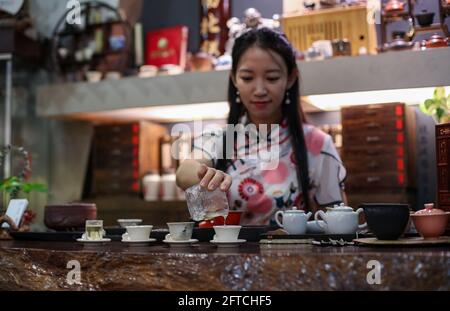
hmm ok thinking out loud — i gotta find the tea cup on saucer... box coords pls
[165,222,194,241]
[82,219,106,241]
[122,225,153,241]
[213,225,242,242]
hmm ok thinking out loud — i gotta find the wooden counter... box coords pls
[0,240,448,291]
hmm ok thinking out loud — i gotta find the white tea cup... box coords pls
[213,225,241,242]
[166,222,194,241]
[122,225,153,241]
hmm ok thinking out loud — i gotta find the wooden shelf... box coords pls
[36,48,450,119]
[414,24,443,33]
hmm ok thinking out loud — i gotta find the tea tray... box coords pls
[354,236,450,246]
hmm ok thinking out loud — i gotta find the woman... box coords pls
[176,28,347,225]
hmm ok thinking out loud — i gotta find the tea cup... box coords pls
[122,225,153,241]
[165,222,194,241]
[213,225,241,242]
[83,219,106,241]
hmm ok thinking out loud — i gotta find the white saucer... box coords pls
[163,238,198,246]
[122,238,156,246]
[210,239,246,247]
[76,238,111,243]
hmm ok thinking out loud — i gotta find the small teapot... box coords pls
[425,33,449,49]
[384,0,405,13]
[314,203,367,235]
[275,207,312,235]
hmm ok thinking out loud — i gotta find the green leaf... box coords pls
[423,99,435,111]
[436,107,445,123]
[434,87,446,100]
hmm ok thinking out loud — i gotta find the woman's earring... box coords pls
[285,92,291,105]
[236,91,241,103]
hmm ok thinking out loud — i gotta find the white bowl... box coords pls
[117,219,143,228]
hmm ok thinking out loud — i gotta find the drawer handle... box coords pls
[366,136,380,142]
[366,122,380,129]
[366,177,381,183]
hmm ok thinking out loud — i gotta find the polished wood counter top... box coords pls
[0,240,448,291]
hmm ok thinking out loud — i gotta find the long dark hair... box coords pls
[215,27,311,210]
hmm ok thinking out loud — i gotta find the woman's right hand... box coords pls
[197,164,232,192]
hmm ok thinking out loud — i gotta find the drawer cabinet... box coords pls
[341,103,419,209]
[90,121,167,195]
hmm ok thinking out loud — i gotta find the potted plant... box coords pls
[0,176,47,230]
[420,87,450,124]
[0,145,47,230]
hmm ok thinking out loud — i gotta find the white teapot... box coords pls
[314,203,367,235]
[275,207,312,235]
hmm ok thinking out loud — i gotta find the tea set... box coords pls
[76,200,449,247]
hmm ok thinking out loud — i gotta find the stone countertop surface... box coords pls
[0,240,449,291]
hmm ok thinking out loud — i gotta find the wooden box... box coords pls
[91,121,167,195]
[281,5,377,55]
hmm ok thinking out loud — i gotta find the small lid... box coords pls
[326,203,353,212]
[414,203,447,215]
[285,206,307,213]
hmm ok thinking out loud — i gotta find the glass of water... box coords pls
[84,220,105,240]
[185,184,230,221]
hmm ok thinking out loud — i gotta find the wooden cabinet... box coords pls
[90,121,167,195]
[281,5,377,56]
[342,103,411,188]
[436,123,450,229]
[342,103,418,209]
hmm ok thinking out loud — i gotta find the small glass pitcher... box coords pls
[185,184,229,221]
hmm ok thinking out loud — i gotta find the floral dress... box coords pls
[193,116,346,226]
